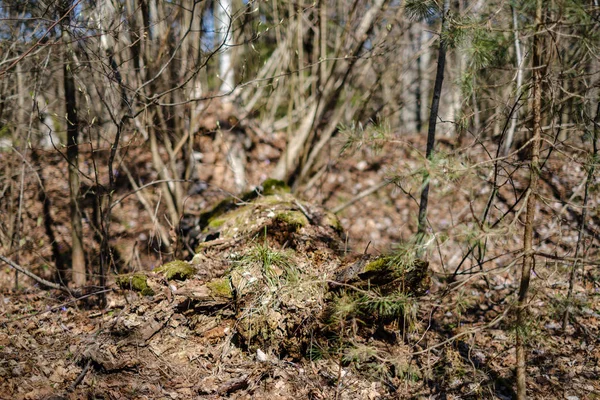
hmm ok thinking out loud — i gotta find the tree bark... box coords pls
[216,0,235,93]
[563,101,599,330]
[503,5,524,156]
[63,26,86,287]
[416,0,450,255]
[516,0,543,398]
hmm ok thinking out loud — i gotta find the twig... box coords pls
[332,180,390,214]
[294,199,314,222]
[411,304,512,356]
[67,359,92,392]
[0,254,70,293]
[0,0,83,76]
[535,252,600,266]
[2,289,112,324]
[563,101,598,329]
[111,179,190,209]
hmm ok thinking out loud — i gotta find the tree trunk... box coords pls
[416,0,450,255]
[503,5,524,156]
[63,28,86,287]
[415,27,423,134]
[516,0,543,398]
[563,101,599,330]
[216,0,235,93]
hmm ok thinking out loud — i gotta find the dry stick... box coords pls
[563,102,599,330]
[332,180,390,214]
[13,74,35,289]
[68,359,92,392]
[111,179,189,209]
[148,120,180,225]
[117,155,173,249]
[449,98,556,282]
[297,1,408,183]
[298,56,380,184]
[10,31,52,291]
[411,304,513,356]
[516,1,543,398]
[1,288,113,325]
[536,252,600,266]
[63,23,86,287]
[14,66,25,290]
[0,254,69,293]
[468,90,527,277]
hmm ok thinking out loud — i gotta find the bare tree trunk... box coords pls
[516,1,543,397]
[63,28,86,287]
[216,0,235,93]
[14,61,26,289]
[319,0,327,87]
[503,5,524,156]
[563,101,599,330]
[415,27,423,134]
[416,0,450,254]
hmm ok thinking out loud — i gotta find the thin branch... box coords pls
[332,180,390,214]
[0,254,69,293]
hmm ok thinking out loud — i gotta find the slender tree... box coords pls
[516,0,543,397]
[416,0,450,255]
[217,0,235,93]
[563,102,599,330]
[502,4,524,156]
[62,6,86,287]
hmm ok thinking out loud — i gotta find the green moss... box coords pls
[198,179,290,231]
[261,179,290,195]
[115,273,154,296]
[207,216,227,229]
[275,211,308,229]
[363,257,389,273]
[195,242,209,253]
[323,211,343,233]
[198,198,238,228]
[0,124,11,138]
[254,195,291,207]
[207,278,233,298]
[155,260,196,281]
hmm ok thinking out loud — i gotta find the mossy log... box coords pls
[331,254,430,296]
[114,180,431,355]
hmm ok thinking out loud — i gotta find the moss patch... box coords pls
[363,257,388,273]
[155,260,196,281]
[275,211,308,230]
[261,179,290,195]
[115,273,154,296]
[323,211,344,233]
[198,179,290,230]
[198,198,238,228]
[207,216,227,229]
[207,278,233,298]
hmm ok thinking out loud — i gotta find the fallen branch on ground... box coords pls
[0,254,71,293]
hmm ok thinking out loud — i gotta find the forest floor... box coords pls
[1,108,599,399]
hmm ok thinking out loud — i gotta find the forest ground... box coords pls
[0,114,599,399]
